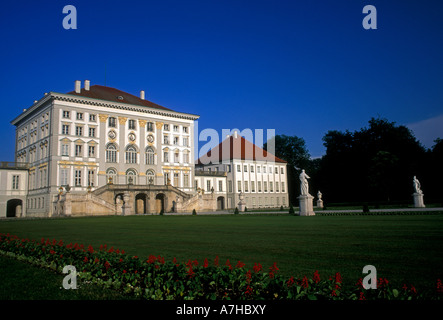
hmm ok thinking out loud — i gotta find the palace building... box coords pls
[1,80,288,218]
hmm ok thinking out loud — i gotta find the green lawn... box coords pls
[1,213,442,293]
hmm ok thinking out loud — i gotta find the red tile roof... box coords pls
[66,84,172,111]
[197,134,287,164]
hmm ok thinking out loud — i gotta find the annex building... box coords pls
[1,80,288,218]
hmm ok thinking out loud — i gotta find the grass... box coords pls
[1,213,443,298]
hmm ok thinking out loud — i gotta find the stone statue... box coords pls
[299,170,310,196]
[317,190,322,200]
[413,176,422,194]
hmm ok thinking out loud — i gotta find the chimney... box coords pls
[84,80,90,91]
[75,80,81,93]
[140,90,145,100]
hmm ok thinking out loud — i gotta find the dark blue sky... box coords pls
[1,0,442,161]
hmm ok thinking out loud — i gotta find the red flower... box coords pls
[88,245,94,253]
[246,270,252,284]
[123,270,127,274]
[236,261,246,269]
[225,259,232,270]
[402,284,408,291]
[313,270,321,284]
[356,278,363,288]
[245,285,253,296]
[268,262,279,279]
[203,258,209,268]
[331,289,337,297]
[410,285,417,295]
[83,256,88,263]
[147,255,156,264]
[253,262,262,273]
[301,276,309,289]
[334,272,342,284]
[104,261,110,270]
[359,291,365,300]
[437,279,443,293]
[286,276,295,287]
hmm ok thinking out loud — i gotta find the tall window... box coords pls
[88,145,95,158]
[88,170,95,187]
[174,151,180,163]
[89,114,96,122]
[126,169,136,184]
[75,126,83,136]
[251,181,255,192]
[237,181,242,192]
[174,173,179,187]
[147,122,154,132]
[258,181,262,192]
[264,181,268,192]
[244,181,249,192]
[276,182,279,192]
[12,175,20,190]
[183,151,189,164]
[163,150,169,163]
[62,111,70,118]
[125,146,137,164]
[108,117,116,128]
[206,180,211,192]
[106,143,117,163]
[228,181,233,193]
[60,168,68,186]
[282,182,285,193]
[218,180,223,192]
[74,170,82,186]
[75,145,82,157]
[270,182,273,192]
[106,168,117,184]
[145,147,155,165]
[62,124,70,135]
[183,174,189,188]
[61,143,69,156]
[163,135,169,145]
[88,127,96,137]
[146,170,155,185]
[183,137,189,147]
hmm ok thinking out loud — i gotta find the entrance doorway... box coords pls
[6,199,22,217]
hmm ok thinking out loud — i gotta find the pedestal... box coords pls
[298,194,315,216]
[238,201,246,212]
[316,199,323,209]
[413,192,425,208]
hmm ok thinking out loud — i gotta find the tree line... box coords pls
[264,117,443,206]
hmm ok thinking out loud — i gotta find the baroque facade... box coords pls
[1,80,289,218]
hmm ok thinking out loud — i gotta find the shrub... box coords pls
[192,209,197,215]
[280,206,284,211]
[289,204,295,215]
[234,207,239,214]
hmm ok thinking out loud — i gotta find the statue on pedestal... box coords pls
[413,176,422,194]
[299,169,310,196]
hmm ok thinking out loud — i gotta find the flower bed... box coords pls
[1,233,442,300]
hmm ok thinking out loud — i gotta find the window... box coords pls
[88,170,95,187]
[183,151,189,164]
[275,167,278,174]
[276,182,279,192]
[147,122,154,132]
[75,126,83,136]
[163,150,169,162]
[146,170,155,184]
[174,173,179,187]
[88,127,96,137]
[12,175,20,190]
[237,165,241,172]
[173,125,179,132]
[62,124,70,135]
[108,117,116,128]
[173,136,179,145]
[60,168,68,186]
[89,114,96,122]
[263,166,266,173]
[207,180,211,192]
[281,167,284,174]
[61,144,69,156]
[218,180,223,192]
[106,168,117,184]
[183,126,188,133]
[251,181,255,192]
[125,145,137,164]
[244,181,249,192]
[257,166,260,173]
[164,124,170,131]
[244,165,248,172]
[106,143,117,162]
[128,119,136,130]
[228,181,233,193]
[250,165,254,173]
[74,170,82,186]
[227,165,231,172]
[174,151,179,163]
[237,181,242,192]
[258,181,262,192]
[76,112,83,120]
[183,174,189,187]
[75,145,82,157]
[145,147,155,165]
[62,111,70,118]
[282,182,285,193]
[88,145,95,157]
[126,169,136,184]
[264,182,268,192]
[163,135,169,145]
[270,182,273,192]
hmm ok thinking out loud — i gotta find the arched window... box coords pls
[106,168,117,184]
[146,169,155,185]
[106,143,117,163]
[145,147,155,165]
[126,169,137,184]
[125,145,137,164]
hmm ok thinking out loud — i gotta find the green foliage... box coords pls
[289,204,295,215]
[234,207,239,214]
[192,209,197,215]
[1,233,441,300]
